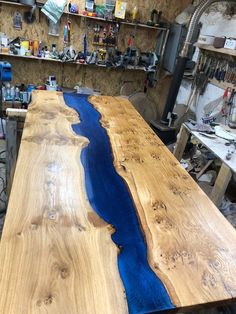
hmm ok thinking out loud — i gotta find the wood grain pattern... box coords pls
[90,95,236,310]
[0,91,128,314]
[1,91,236,313]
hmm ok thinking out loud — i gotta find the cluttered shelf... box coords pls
[0,0,167,31]
[0,52,61,63]
[0,52,148,71]
[196,43,236,57]
[196,43,236,90]
[66,11,167,30]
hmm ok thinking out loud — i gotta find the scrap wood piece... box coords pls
[196,159,214,180]
[6,108,27,118]
[0,91,236,314]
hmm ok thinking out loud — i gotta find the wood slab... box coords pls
[0,91,236,313]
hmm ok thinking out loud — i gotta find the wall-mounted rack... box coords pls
[0,0,167,31]
[196,43,236,58]
[196,43,236,90]
[0,52,148,71]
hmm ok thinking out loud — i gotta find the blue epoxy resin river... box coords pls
[64,93,174,314]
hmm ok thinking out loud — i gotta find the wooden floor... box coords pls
[0,91,236,313]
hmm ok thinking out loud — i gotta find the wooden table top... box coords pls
[1,91,236,314]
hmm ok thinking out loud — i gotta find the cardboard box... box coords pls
[198,34,215,45]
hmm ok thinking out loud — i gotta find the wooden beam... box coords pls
[6,108,27,118]
[1,91,236,313]
[196,159,214,180]
[173,124,190,161]
[211,163,232,207]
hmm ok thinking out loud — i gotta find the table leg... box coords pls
[211,163,232,207]
[173,124,190,161]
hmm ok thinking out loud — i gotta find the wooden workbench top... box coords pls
[0,91,236,313]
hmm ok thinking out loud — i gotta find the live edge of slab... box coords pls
[0,91,236,314]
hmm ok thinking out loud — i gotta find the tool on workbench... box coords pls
[106,47,115,67]
[96,48,107,66]
[86,51,98,64]
[139,52,158,72]
[92,23,119,47]
[225,141,236,160]
[123,47,140,67]
[63,17,72,45]
[114,50,124,67]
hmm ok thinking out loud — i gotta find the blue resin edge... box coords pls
[64,93,175,314]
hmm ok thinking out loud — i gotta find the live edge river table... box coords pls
[0,91,236,314]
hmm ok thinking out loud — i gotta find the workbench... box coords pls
[1,91,236,313]
[174,122,236,207]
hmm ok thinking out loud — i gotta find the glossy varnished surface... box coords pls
[0,91,127,313]
[90,96,236,310]
[0,91,236,314]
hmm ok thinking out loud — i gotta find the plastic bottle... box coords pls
[15,86,20,100]
[11,86,15,101]
[33,40,39,56]
[132,6,138,22]
[2,86,6,101]
[6,83,11,100]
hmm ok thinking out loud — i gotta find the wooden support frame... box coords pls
[173,124,190,161]
[211,163,232,207]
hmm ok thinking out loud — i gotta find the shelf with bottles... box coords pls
[0,0,168,31]
[0,51,62,63]
[65,11,167,30]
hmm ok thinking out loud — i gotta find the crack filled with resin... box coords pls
[64,93,174,314]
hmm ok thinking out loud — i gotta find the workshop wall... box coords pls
[0,0,191,112]
[177,3,236,122]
